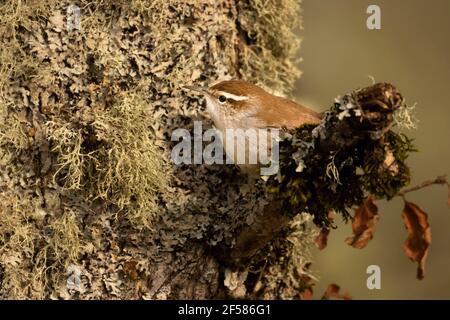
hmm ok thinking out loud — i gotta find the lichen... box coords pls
[47,84,168,229]
[236,0,302,95]
[266,86,415,227]
[0,106,30,152]
[393,102,418,130]
[0,0,311,299]
[246,213,318,299]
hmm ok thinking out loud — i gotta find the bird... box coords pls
[184,79,322,176]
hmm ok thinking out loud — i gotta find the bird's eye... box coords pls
[218,95,227,103]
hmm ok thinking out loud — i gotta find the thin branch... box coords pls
[397,175,448,197]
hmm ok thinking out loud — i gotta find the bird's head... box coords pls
[184,80,268,117]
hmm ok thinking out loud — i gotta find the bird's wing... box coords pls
[254,96,322,129]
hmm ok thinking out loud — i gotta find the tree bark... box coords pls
[0,1,413,300]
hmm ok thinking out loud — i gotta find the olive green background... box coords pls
[295,0,450,299]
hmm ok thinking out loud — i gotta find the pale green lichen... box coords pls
[48,86,168,229]
[0,0,310,299]
[236,0,302,94]
[394,102,418,130]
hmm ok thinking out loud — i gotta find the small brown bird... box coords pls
[184,80,322,174]
[185,80,322,131]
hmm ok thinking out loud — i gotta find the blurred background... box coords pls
[296,0,450,299]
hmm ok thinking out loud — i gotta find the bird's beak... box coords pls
[182,85,208,95]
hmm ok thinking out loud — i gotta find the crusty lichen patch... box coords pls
[0,189,85,299]
[245,213,318,299]
[236,0,302,94]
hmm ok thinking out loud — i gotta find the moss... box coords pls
[266,86,415,227]
[393,102,418,130]
[361,132,415,199]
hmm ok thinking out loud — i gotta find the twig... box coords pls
[397,175,448,197]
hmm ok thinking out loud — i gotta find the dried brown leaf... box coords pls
[298,274,315,300]
[401,201,432,280]
[315,228,330,250]
[299,287,314,300]
[321,284,352,300]
[345,196,379,249]
[447,184,450,207]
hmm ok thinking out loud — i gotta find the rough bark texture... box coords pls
[0,1,414,300]
[0,0,311,299]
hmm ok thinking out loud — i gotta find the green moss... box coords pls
[266,90,415,227]
[361,132,415,199]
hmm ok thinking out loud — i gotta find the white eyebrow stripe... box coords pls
[217,91,249,101]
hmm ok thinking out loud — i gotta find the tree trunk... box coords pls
[0,1,411,299]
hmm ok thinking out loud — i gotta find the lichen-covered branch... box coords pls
[223,83,415,266]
